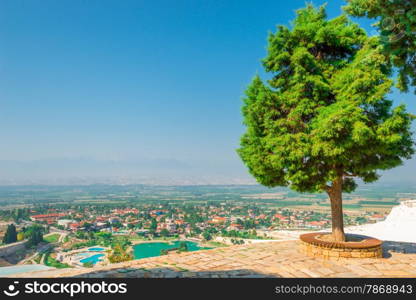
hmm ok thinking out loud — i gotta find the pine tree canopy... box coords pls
[238,4,415,194]
[344,0,416,93]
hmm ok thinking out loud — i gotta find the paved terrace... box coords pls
[10,240,416,278]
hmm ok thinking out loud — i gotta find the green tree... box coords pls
[238,5,415,242]
[24,225,44,246]
[160,229,170,237]
[202,231,212,241]
[150,218,158,233]
[2,224,17,244]
[178,241,189,252]
[108,244,133,263]
[344,0,416,93]
[17,232,25,241]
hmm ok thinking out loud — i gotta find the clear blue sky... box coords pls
[0,0,415,184]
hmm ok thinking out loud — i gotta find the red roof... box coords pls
[308,221,327,226]
[274,214,287,220]
[31,213,65,219]
[70,222,82,229]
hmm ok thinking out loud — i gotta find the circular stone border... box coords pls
[299,233,383,259]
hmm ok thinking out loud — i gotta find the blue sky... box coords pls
[0,0,415,184]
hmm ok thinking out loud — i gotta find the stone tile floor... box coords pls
[10,240,416,278]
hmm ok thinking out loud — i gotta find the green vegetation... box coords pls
[345,0,416,93]
[159,242,190,256]
[238,4,415,242]
[44,251,71,269]
[2,224,17,244]
[17,232,25,241]
[202,231,212,241]
[44,233,60,243]
[24,225,45,247]
[0,184,411,210]
[221,229,266,240]
[178,241,189,252]
[83,262,94,268]
[108,244,133,263]
[230,239,245,245]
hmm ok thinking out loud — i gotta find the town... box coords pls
[0,198,389,271]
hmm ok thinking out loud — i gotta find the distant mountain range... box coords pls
[0,157,414,186]
[0,158,255,185]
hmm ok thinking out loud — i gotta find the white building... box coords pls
[57,219,75,228]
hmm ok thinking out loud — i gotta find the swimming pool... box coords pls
[133,241,211,259]
[79,254,104,265]
[88,247,105,252]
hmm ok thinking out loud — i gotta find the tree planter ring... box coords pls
[299,232,383,259]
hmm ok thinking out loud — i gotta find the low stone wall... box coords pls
[0,240,28,258]
[299,233,382,260]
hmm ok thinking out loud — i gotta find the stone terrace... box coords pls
[11,240,416,278]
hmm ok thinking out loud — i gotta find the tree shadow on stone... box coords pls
[382,241,416,258]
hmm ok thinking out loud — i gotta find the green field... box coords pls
[44,233,60,243]
[44,252,71,269]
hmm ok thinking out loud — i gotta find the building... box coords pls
[57,219,75,228]
[30,213,66,222]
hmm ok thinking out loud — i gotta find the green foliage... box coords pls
[17,232,25,241]
[108,244,133,263]
[83,262,94,268]
[230,239,244,245]
[178,241,188,252]
[2,224,17,244]
[238,4,415,194]
[44,233,60,243]
[160,229,170,237]
[25,225,44,247]
[44,251,71,269]
[149,218,158,233]
[345,0,416,92]
[202,231,212,241]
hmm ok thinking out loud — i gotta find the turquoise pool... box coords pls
[88,247,105,251]
[133,241,211,259]
[79,253,104,265]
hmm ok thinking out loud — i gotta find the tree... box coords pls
[344,0,416,93]
[149,218,158,233]
[24,225,44,246]
[178,241,189,252]
[108,244,133,263]
[238,4,415,242]
[202,231,212,241]
[2,224,17,244]
[17,232,25,241]
[160,229,170,237]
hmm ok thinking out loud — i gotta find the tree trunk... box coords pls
[327,176,345,242]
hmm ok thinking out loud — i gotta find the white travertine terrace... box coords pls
[346,200,416,243]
